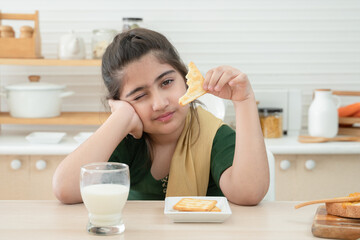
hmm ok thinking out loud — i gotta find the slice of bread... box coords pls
[326,202,360,218]
[178,61,207,106]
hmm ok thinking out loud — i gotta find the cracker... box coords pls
[173,198,218,212]
[178,61,207,106]
[210,206,221,212]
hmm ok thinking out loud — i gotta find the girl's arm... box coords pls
[52,101,142,204]
[204,66,269,205]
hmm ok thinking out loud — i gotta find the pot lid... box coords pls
[5,75,66,91]
[5,82,66,91]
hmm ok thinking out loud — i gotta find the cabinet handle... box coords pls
[35,160,47,170]
[10,159,22,170]
[280,160,291,170]
[305,159,316,170]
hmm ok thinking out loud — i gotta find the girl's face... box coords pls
[120,53,189,136]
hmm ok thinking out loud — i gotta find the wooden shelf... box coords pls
[0,112,110,125]
[0,58,101,66]
[339,117,360,125]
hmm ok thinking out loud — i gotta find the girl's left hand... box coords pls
[203,66,254,102]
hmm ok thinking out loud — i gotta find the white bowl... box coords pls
[26,132,66,144]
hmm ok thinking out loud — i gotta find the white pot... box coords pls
[2,81,74,118]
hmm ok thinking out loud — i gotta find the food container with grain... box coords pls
[259,108,283,138]
[91,29,117,59]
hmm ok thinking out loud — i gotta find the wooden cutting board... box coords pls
[312,206,360,240]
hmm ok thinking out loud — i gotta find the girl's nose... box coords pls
[152,93,169,111]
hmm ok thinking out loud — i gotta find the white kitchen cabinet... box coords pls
[0,155,64,200]
[275,154,360,201]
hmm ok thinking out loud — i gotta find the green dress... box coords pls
[108,125,235,200]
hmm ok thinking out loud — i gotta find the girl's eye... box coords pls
[134,93,146,101]
[162,79,173,87]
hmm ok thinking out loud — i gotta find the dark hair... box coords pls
[101,28,201,158]
[102,28,188,100]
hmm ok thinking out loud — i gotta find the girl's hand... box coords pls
[108,99,143,139]
[203,66,254,102]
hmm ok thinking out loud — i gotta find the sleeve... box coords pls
[108,135,137,166]
[210,124,236,188]
[108,135,151,186]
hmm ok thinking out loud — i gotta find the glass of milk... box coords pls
[80,162,130,235]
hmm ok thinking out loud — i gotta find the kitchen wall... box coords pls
[1,0,359,131]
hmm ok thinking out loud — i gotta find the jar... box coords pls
[20,25,34,38]
[0,25,15,38]
[91,29,117,59]
[259,108,283,138]
[122,18,143,32]
[308,89,340,138]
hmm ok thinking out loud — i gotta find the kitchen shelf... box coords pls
[0,58,101,66]
[339,117,360,125]
[0,112,110,125]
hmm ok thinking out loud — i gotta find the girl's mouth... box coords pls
[155,112,174,122]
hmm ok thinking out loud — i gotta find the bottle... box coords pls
[308,89,340,138]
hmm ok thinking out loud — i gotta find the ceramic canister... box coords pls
[308,89,340,138]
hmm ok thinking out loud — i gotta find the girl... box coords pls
[53,28,269,205]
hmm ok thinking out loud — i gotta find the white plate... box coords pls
[164,196,232,223]
[74,132,93,143]
[25,132,66,144]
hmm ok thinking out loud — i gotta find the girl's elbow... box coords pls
[229,193,264,206]
[52,176,80,204]
[227,183,270,206]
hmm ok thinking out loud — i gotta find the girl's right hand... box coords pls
[108,99,143,139]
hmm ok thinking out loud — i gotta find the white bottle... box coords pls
[308,89,340,138]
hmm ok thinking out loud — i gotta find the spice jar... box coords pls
[122,18,143,32]
[20,25,34,38]
[0,25,15,38]
[259,108,283,138]
[91,29,117,59]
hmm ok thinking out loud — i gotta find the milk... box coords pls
[81,184,129,226]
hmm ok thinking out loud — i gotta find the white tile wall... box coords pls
[1,0,359,131]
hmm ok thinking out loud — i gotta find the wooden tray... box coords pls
[312,206,360,240]
[0,11,42,58]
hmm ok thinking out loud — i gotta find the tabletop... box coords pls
[0,200,320,240]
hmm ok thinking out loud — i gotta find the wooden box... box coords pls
[0,11,42,58]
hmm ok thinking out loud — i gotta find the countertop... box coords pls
[265,135,360,155]
[1,131,360,155]
[0,200,319,240]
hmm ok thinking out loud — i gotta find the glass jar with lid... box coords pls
[91,29,118,59]
[258,108,283,138]
[122,18,143,32]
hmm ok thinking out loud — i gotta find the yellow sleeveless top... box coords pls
[166,106,224,197]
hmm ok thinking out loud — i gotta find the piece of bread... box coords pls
[326,202,360,218]
[173,198,218,212]
[178,62,207,106]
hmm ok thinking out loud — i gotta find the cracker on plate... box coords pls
[173,198,218,212]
